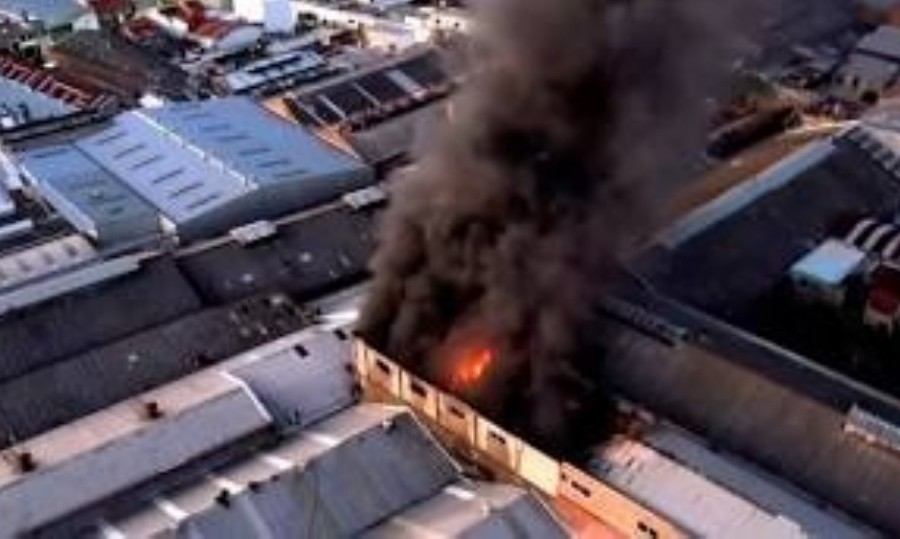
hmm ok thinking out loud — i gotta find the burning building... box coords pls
[359,0,763,458]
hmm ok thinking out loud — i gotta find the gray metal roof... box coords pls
[230,332,355,430]
[0,258,201,387]
[0,296,308,446]
[0,234,94,290]
[590,437,859,538]
[641,139,900,320]
[176,203,377,304]
[641,425,873,538]
[363,482,569,539]
[0,371,273,537]
[144,97,369,191]
[603,314,900,535]
[19,144,160,242]
[173,406,458,538]
[0,0,88,29]
[857,25,900,60]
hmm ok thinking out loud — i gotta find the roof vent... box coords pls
[333,328,348,341]
[10,450,36,474]
[215,489,231,507]
[142,400,164,420]
[294,344,309,357]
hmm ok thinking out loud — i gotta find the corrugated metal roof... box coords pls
[604,316,900,535]
[0,258,201,386]
[144,98,368,190]
[591,439,808,538]
[102,405,460,538]
[857,25,900,59]
[176,204,376,304]
[0,234,94,290]
[644,139,900,317]
[24,98,372,231]
[19,145,160,242]
[230,330,355,430]
[363,482,568,538]
[76,112,251,225]
[0,371,272,537]
[642,425,874,538]
[0,297,303,446]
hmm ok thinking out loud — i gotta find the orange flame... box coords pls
[450,347,494,390]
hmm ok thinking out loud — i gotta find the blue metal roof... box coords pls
[143,97,368,189]
[18,144,160,242]
[75,113,251,226]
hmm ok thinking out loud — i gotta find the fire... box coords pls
[450,347,495,390]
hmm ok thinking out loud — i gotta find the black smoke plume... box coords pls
[360,0,762,457]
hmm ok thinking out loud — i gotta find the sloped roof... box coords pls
[143,98,368,190]
[363,482,569,539]
[75,111,252,225]
[19,144,160,241]
[0,370,272,537]
[230,332,355,430]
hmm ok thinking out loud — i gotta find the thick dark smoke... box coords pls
[360,0,763,457]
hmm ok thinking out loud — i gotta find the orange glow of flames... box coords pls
[449,347,495,390]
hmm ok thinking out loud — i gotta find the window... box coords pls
[637,521,659,539]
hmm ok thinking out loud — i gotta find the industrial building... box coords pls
[0,327,567,538]
[0,195,378,446]
[214,49,335,96]
[18,97,373,243]
[354,336,877,539]
[280,48,453,166]
[837,25,900,100]
[619,104,900,535]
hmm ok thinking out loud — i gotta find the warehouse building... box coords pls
[281,48,453,165]
[19,97,373,243]
[0,328,567,538]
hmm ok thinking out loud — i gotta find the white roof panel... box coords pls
[592,439,808,539]
[790,239,866,286]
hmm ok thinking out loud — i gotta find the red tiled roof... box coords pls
[0,55,111,109]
